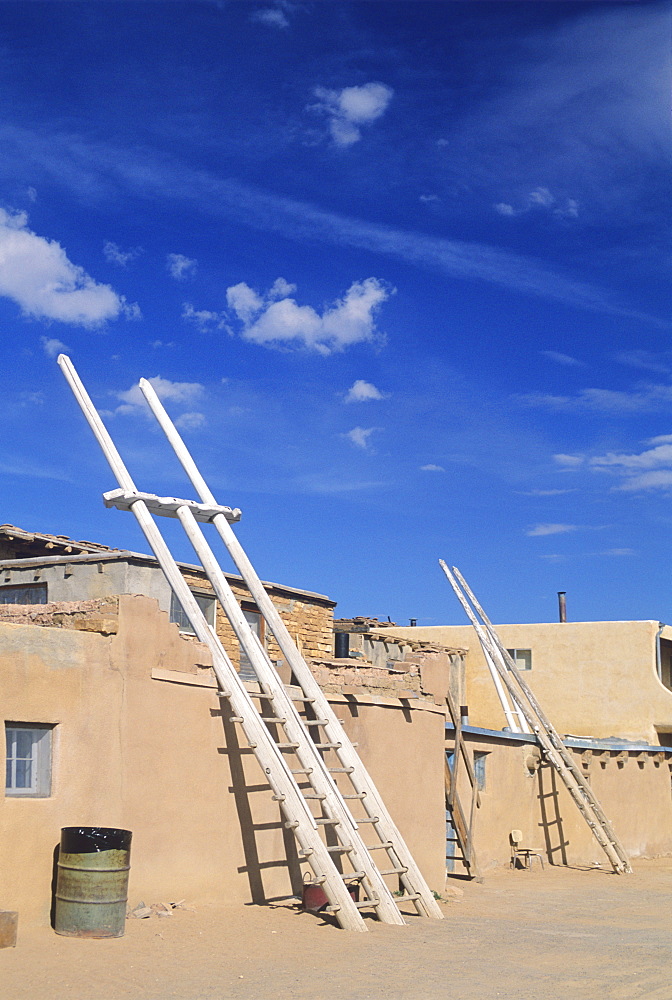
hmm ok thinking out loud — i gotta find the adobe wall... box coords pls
[0,596,444,924]
[387,622,672,743]
[448,732,672,872]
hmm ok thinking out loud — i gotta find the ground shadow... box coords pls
[537,762,569,866]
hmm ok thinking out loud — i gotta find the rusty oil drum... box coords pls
[54,827,132,938]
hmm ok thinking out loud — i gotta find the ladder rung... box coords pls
[325,897,379,913]
[395,892,420,902]
[355,817,379,824]
[272,794,285,802]
[275,742,300,750]
[304,719,330,727]
[229,716,244,723]
[314,742,342,750]
[261,716,286,723]
[315,817,340,826]
[328,767,354,774]
[303,792,327,800]
[290,768,313,775]
[284,820,299,829]
[343,793,367,800]
[290,694,315,703]
[326,844,354,853]
[247,690,274,700]
[365,842,393,851]
[378,868,408,876]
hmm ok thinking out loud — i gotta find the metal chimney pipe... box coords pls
[558,591,567,623]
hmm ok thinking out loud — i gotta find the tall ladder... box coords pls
[439,561,632,875]
[444,687,482,881]
[58,356,443,930]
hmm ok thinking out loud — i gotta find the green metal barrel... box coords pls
[54,827,132,938]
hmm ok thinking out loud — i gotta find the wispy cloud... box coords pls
[517,385,672,413]
[526,523,578,537]
[103,241,142,267]
[344,380,387,403]
[182,302,228,333]
[540,350,584,367]
[174,411,206,431]
[420,464,445,472]
[114,375,204,418]
[309,82,393,147]
[614,350,672,375]
[250,2,293,30]
[517,488,577,496]
[495,187,579,219]
[589,437,672,492]
[0,208,133,327]
[344,427,378,450]
[226,277,392,354]
[40,335,70,358]
[1,124,663,324]
[166,253,197,280]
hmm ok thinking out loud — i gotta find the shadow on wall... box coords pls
[537,763,568,866]
[216,698,303,905]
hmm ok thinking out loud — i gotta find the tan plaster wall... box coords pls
[450,735,672,871]
[0,596,444,924]
[389,622,672,743]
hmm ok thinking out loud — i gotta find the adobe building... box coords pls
[0,527,448,926]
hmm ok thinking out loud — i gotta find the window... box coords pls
[473,751,488,791]
[0,583,47,605]
[239,607,263,682]
[507,648,532,671]
[5,724,53,797]
[169,590,216,635]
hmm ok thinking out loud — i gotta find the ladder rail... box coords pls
[58,356,370,931]
[451,565,633,863]
[139,377,444,920]
[171,503,406,925]
[439,560,632,874]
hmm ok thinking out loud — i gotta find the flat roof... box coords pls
[446,722,672,754]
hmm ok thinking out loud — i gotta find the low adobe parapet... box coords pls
[0,597,120,634]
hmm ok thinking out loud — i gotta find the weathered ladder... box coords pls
[58,356,443,930]
[439,561,632,875]
[444,687,482,881]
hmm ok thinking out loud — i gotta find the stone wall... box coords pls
[180,571,335,668]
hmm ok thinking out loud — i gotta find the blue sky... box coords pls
[0,1,670,626]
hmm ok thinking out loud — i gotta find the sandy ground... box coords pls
[3,859,672,1000]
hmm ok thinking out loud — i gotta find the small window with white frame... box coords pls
[5,723,53,797]
[507,648,532,671]
[170,590,216,635]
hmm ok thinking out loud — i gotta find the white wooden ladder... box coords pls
[440,561,632,875]
[58,355,444,931]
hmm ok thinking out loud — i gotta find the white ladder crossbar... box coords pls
[58,355,443,928]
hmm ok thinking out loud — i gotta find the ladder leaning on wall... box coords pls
[58,355,444,932]
[439,561,632,875]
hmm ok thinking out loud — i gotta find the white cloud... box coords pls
[310,82,393,147]
[589,439,672,492]
[553,454,585,467]
[175,411,206,431]
[528,186,555,207]
[617,471,672,492]
[517,385,672,413]
[26,187,37,203]
[115,375,204,416]
[494,188,579,220]
[590,442,672,471]
[419,194,440,204]
[167,253,197,280]
[540,350,584,367]
[344,379,387,403]
[420,464,445,472]
[251,4,289,29]
[103,241,142,267]
[226,277,392,354]
[0,208,129,327]
[40,335,70,358]
[600,548,636,557]
[182,302,227,333]
[518,488,577,496]
[345,426,378,450]
[526,523,578,537]
[614,350,672,374]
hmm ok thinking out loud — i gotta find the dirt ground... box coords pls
[4,859,672,1000]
